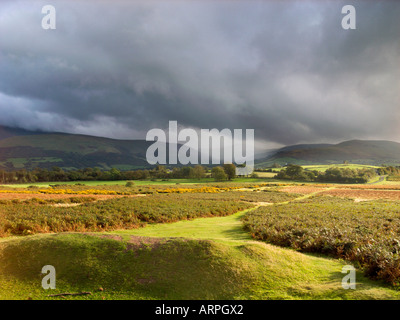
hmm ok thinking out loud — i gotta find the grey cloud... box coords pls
[0,0,399,147]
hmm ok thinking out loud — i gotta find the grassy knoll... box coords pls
[0,230,398,300]
[0,233,259,300]
[106,209,399,299]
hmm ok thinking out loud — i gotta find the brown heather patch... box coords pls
[126,236,167,250]
[0,194,252,237]
[79,233,124,241]
[280,186,330,194]
[335,184,400,190]
[86,233,185,251]
[321,188,400,200]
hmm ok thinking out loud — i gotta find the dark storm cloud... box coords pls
[0,0,399,146]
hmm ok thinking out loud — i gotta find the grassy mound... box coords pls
[0,233,398,300]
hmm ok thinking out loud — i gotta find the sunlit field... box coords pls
[1,177,400,300]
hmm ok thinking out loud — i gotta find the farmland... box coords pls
[1,178,400,299]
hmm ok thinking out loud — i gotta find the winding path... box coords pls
[367,175,386,184]
[111,186,334,244]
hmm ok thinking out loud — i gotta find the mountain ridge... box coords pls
[257,139,400,167]
[1,125,400,170]
[0,125,152,171]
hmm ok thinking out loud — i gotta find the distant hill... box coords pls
[0,126,46,140]
[277,143,333,153]
[2,125,399,170]
[0,125,154,171]
[256,140,400,167]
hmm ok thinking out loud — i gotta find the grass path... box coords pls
[105,188,400,299]
[111,208,254,244]
[367,175,387,184]
[110,187,333,244]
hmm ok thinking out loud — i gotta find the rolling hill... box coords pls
[0,126,153,171]
[2,125,400,170]
[256,140,400,167]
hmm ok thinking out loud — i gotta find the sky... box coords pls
[0,0,399,150]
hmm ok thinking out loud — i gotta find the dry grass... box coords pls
[280,186,330,194]
[335,184,400,190]
[321,188,400,200]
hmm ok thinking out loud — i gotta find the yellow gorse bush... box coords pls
[0,182,276,196]
[0,189,128,195]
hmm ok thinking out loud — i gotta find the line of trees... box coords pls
[0,164,240,184]
[275,165,377,183]
[377,166,400,175]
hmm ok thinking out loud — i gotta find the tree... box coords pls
[109,168,122,180]
[191,165,206,180]
[211,167,227,181]
[223,163,236,180]
[170,167,183,179]
[180,167,194,179]
[285,164,304,177]
[154,165,168,179]
[275,164,308,181]
[0,170,6,183]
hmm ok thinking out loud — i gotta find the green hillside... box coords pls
[2,125,400,171]
[0,126,152,170]
[257,140,400,167]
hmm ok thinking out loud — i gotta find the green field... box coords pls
[302,164,380,172]
[0,163,386,189]
[1,178,400,300]
[0,177,274,188]
[0,157,62,169]
[267,164,380,172]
